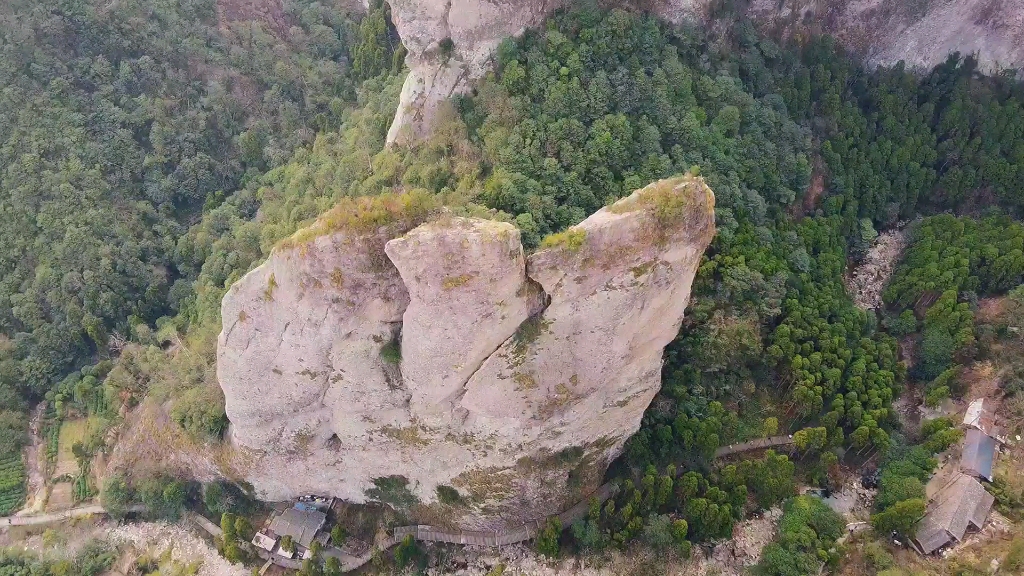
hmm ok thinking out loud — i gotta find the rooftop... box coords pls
[913,473,994,555]
[960,428,997,481]
[269,507,327,549]
[251,531,277,552]
[963,398,1000,437]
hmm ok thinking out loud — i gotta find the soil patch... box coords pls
[977,296,1009,324]
[21,402,48,513]
[46,482,74,512]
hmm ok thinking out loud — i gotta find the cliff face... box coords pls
[746,0,1024,72]
[217,176,715,526]
[383,0,1024,145]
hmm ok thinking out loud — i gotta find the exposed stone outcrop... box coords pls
[383,0,1023,145]
[384,217,545,425]
[383,0,575,145]
[746,0,1024,72]
[217,176,715,527]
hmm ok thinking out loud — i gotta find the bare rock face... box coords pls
[746,0,1024,72]
[384,217,545,424]
[384,0,572,145]
[383,0,1023,145]
[218,177,715,526]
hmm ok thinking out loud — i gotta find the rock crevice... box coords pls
[217,176,715,527]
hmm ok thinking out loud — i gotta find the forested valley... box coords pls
[2,0,1024,574]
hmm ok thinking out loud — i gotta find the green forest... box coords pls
[3,0,1024,572]
[0,0,401,513]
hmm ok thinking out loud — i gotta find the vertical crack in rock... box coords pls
[439,0,452,42]
[218,176,716,527]
[380,321,406,391]
[443,275,550,409]
[385,216,543,424]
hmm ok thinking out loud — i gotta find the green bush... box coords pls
[331,524,348,545]
[280,535,295,554]
[365,475,419,509]
[380,341,402,365]
[137,475,189,520]
[171,386,229,440]
[875,474,925,512]
[871,498,926,539]
[1005,537,1024,572]
[100,474,132,519]
[885,310,918,337]
[757,496,844,576]
[435,484,462,505]
[393,535,426,570]
[863,541,895,571]
[536,518,562,558]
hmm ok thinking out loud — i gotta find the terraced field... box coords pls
[0,451,26,515]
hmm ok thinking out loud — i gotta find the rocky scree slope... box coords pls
[217,176,715,528]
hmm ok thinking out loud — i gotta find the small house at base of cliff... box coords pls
[264,505,328,559]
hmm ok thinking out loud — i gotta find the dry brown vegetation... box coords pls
[103,401,238,485]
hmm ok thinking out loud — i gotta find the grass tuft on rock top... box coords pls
[279,189,441,249]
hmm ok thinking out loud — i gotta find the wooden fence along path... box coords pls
[391,482,620,549]
[714,435,794,458]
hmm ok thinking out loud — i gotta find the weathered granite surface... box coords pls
[218,176,715,527]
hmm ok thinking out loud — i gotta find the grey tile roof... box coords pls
[913,473,994,554]
[269,507,327,548]
[960,428,996,481]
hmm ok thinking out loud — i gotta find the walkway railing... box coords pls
[377,435,794,554]
[714,435,794,458]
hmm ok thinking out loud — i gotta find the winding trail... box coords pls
[1,504,147,527]
[2,505,105,527]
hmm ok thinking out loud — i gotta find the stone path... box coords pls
[20,402,48,514]
[0,504,146,527]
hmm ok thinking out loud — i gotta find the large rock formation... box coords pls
[383,0,1024,145]
[218,176,715,527]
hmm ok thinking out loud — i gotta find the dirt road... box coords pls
[1,505,104,527]
[20,402,48,513]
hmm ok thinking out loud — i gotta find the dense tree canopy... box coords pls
[0,0,402,515]
[0,0,384,402]
[3,0,1024,557]
[757,495,845,576]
